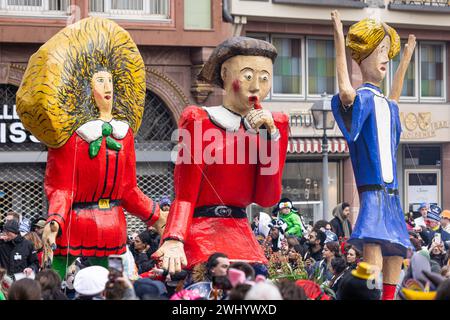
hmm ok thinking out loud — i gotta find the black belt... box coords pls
[357,184,399,195]
[72,199,121,211]
[193,205,247,218]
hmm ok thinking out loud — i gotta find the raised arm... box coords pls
[331,10,356,106]
[389,34,416,103]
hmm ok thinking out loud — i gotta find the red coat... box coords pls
[162,106,289,268]
[45,126,160,257]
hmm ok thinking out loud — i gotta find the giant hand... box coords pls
[153,209,169,235]
[41,221,59,268]
[152,240,187,274]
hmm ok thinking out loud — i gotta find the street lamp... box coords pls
[311,93,335,220]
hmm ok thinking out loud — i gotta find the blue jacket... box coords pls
[332,83,401,189]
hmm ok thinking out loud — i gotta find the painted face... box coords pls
[210,257,230,277]
[359,35,391,86]
[221,55,273,115]
[91,70,113,115]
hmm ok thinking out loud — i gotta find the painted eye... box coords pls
[261,74,269,81]
[245,74,252,81]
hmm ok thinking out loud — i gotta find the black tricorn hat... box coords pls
[197,36,277,89]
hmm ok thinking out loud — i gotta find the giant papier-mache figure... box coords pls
[330,11,416,299]
[153,37,289,273]
[16,17,166,278]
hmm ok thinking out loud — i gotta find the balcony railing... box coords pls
[389,0,450,12]
[89,0,170,20]
[0,0,69,16]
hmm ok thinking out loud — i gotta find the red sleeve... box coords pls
[121,129,160,227]
[162,106,207,242]
[252,112,289,207]
[45,134,77,235]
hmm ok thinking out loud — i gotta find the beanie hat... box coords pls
[19,218,31,235]
[3,220,20,235]
[427,205,442,223]
[134,278,168,300]
[159,196,171,207]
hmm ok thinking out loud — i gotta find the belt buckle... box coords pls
[214,205,232,217]
[98,199,110,209]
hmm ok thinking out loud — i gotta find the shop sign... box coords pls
[290,112,313,127]
[400,112,449,140]
[0,104,39,144]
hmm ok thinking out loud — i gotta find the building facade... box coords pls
[229,0,450,224]
[0,0,232,232]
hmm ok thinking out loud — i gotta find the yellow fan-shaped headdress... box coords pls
[16,17,146,148]
[346,18,400,65]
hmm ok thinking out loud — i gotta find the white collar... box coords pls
[76,119,129,143]
[202,105,253,132]
[357,86,386,98]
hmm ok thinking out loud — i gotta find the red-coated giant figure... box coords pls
[153,37,289,273]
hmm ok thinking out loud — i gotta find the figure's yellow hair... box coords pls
[346,18,400,64]
[16,17,146,148]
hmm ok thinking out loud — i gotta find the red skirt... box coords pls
[54,205,127,257]
[184,217,267,269]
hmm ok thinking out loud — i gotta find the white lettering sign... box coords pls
[0,104,39,144]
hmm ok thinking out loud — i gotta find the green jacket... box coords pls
[280,210,303,238]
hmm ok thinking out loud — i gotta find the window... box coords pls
[1,0,68,14]
[184,0,211,30]
[420,42,445,99]
[389,41,445,102]
[391,40,417,99]
[272,37,303,96]
[251,34,336,100]
[89,0,170,19]
[307,39,335,96]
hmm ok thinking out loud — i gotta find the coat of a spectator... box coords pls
[330,203,352,239]
[0,220,39,278]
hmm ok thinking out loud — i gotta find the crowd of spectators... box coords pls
[1,200,449,300]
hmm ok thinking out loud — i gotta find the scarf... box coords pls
[332,202,351,238]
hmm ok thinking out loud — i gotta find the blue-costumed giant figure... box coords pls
[330,11,416,300]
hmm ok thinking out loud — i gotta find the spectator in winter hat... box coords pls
[419,203,429,219]
[0,220,39,278]
[440,210,450,233]
[134,278,168,300]
[19,217,31,236]
[159,196,171,212]
[419,205,450,248]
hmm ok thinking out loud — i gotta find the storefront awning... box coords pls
[288,138,349,154]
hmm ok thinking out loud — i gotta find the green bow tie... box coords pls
[89,122,122,158]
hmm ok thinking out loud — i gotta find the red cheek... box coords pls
[232,79,240,92]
